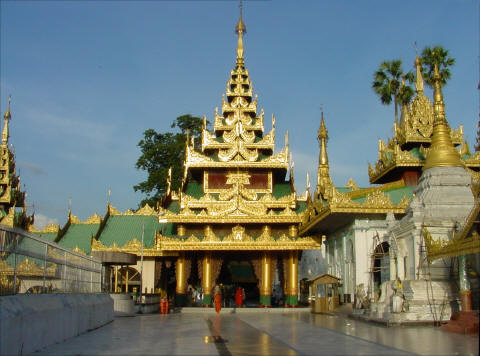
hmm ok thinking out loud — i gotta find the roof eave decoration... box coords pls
[69,212,103,225]
[107,203,158,216]
[301,180,410,234]
[157,225,322,251]
[27,222,60,233]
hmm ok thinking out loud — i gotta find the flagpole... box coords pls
[140,223,144,297]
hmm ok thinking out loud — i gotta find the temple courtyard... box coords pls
[30,309,478,356]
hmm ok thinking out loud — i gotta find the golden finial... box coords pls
[235,0,246,66]
[3,96,11,119]
[414,50,424,93]
[423,63,463,170]
[318,111,328,165]
[316,111,333,199]
[2,96,11,145]
[235,0,246,34]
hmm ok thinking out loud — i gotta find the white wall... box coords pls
[0,293,113,355]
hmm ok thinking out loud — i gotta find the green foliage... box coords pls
[420,45,455,88]
[372,60,414,121]
[134,114,206,207]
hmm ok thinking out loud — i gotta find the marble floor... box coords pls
[31,310,478,355]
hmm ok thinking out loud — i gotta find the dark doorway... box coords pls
[216,252,259,307]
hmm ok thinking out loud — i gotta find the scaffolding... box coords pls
[418,226,453,324]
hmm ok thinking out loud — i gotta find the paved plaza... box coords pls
[30,309,478,356]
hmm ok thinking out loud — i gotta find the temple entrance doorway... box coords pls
[216,252,259,307]
[372,241,390,300]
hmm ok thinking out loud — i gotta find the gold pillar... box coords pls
[114,266,118,293]
[176,253,187,295]
[177,224,186,236]
[260,252,272,296]
[125,268,129,293]
[202,252,212,295]
[287,251,298,296]
[289,225,298,237]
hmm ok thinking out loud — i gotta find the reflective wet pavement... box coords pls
[31,311,478,355]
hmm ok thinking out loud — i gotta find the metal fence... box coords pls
[0,225,102,295]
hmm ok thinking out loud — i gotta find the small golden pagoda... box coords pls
[368,55,479,185]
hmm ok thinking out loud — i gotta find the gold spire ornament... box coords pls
[316,111,334,199]
[423,63,463,170]
[2,96,11,145]
[414,55,424,93]
[235,1,246,67]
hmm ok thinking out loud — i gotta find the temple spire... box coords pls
[414,47,424,93]
[316,110,333,199]
[235,0,246,67]
[318,111,328,166]
[2,96,11,145]
[423,63,463,170]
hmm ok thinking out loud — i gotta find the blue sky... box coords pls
[1,0,478,228]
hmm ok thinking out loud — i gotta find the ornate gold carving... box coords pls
[423,226,480,262]
[0,207,15,227]
[106,204,157,217]
[345,178,359,190]
[108,204,122,216]
[135,204,157,216]
[28,222,60,234]
[91,237,178,257]
[13,257,56,277]
[301,180,410,232]
[156,232,321,251]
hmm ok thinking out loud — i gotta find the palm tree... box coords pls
[372,60,414,123]
[420,45,455,88]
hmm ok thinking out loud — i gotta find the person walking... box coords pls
[235,286,245,307]
[214,284,222,313]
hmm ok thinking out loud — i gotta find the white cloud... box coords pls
[33,214,59,230]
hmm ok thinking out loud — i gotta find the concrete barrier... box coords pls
[110,293,135,316]
[0,293,113,355]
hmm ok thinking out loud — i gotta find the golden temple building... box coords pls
[26,11,322,307]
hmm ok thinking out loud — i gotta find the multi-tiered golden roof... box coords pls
[369,55,479,185]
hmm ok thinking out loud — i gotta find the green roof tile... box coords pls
[30,231,57,242]
[409,147,425,159]
[98,215,160,248]
[185,182,204,199]
[58,224,100,254]
[296,201,308,213]
[272,183,292,198]
[352,186,414,205]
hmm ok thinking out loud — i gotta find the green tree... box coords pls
[420,45,455,88]
[372,60,414,123]
[134,114,206,207]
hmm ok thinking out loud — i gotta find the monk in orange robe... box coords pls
[235,286,244,307]
[214,284,222,313]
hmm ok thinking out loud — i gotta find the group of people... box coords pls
[213,284,246,313]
